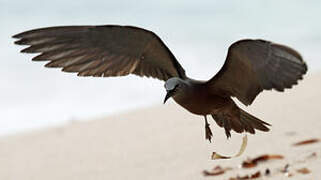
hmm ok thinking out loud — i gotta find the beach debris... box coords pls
[293,138,320,146]
[280,163,290,173]
[250,171,261,178]
[284,172,294,177]
[212,135,248,160]
[203,165,233,176]
[280,164,311,177]
[280,164,294,177]
[228,171,261,180]
[242,154,284,168]
[296,167,310,174]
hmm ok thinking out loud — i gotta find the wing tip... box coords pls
[12,30,31,39]
[14,39,24,45]
[32,54,48,61]
[302,61,308,74]
[12,33,21,39]
[20,47,32,53]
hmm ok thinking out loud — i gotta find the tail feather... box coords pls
[212,108,270,138]
[239,117,255,134]
[240,109,270,132]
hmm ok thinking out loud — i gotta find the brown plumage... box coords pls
[13,25,307,142]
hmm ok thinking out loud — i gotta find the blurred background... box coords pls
[1,0,321,135]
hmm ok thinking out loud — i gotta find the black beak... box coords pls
[163,90,173,104]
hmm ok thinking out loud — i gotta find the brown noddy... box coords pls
[13,25,307,142]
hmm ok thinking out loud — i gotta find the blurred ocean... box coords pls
[1,0,321,135]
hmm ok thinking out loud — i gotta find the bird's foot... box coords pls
[205,121,213,143]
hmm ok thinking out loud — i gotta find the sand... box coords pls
[1,72,320,180]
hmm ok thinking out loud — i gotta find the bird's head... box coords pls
[163,77,183,104]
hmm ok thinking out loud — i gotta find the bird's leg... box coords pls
[204,115,213,142]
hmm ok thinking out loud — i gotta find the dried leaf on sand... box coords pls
[293,138,320,146]
[228,171,261,180]
[203,165,233,176]
[242,154,284,168]
[296,167,311,174]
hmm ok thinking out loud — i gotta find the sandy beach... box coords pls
[0,72,320,180]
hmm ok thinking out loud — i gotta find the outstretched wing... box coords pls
[207,39,307,106]
[13,25,186,81]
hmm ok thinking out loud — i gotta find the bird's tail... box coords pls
[212,108,270,138]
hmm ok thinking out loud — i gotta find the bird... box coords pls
[13,25,307,142]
